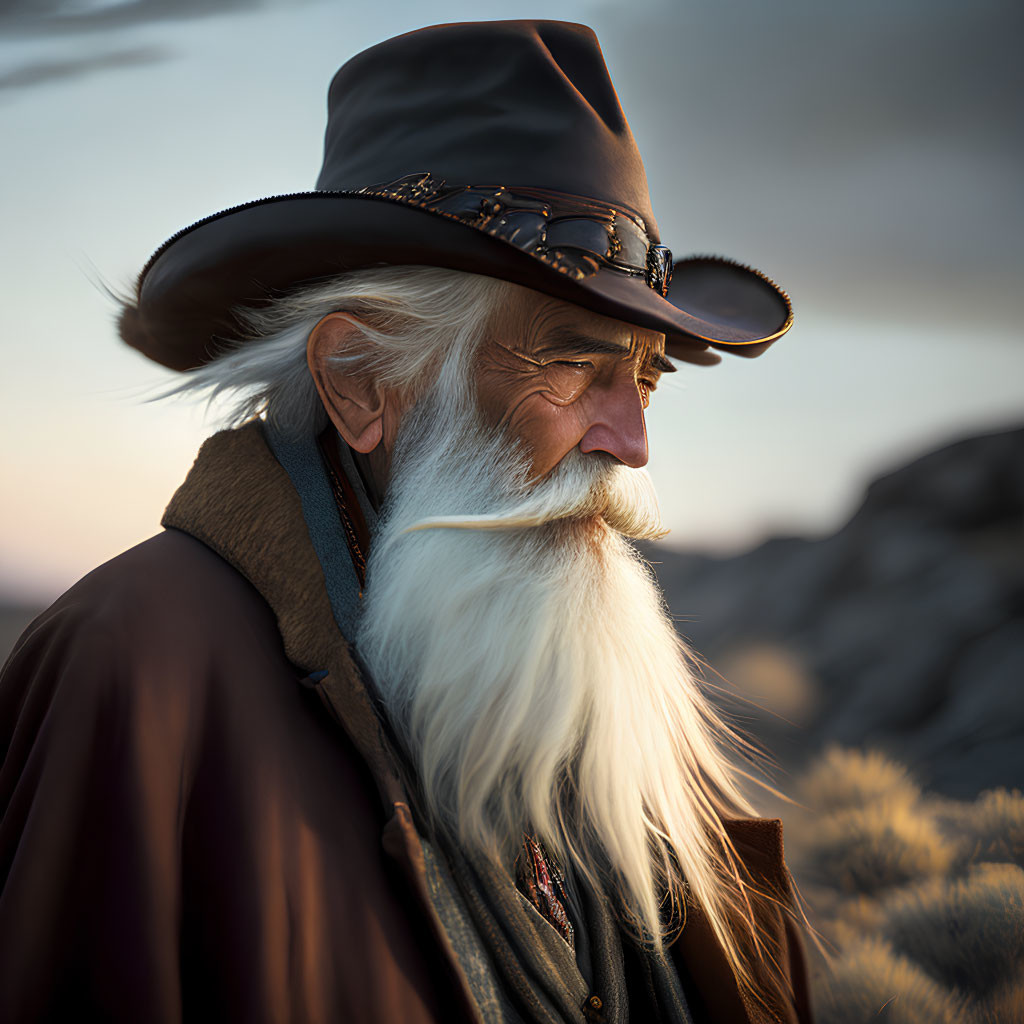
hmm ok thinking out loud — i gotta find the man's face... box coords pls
[473,290,672,481]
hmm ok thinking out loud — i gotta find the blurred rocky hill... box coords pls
[646,423,1024,799]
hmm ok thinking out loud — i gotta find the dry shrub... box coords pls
[797,746,921,814]
[789,754,1024,1018]
[816,937,968,1024]
[921,794,976,864]
[801,890,884,953]
[959,789,1024,869]
[925,789,1024,871]
[829,895,886,943]
[974,969,1024,1024]
[880,863,1024,997]
[796,803,955,897]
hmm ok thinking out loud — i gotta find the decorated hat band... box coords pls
[347,172,675,296]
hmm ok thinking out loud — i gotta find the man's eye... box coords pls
[553,360,593,370]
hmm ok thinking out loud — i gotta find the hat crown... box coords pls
[315,20,658,238]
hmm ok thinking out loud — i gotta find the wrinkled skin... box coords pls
[473,290,671,480]
[307,283,671,493]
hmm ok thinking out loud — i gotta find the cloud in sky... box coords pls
[0,0,265,35]
[0,0,295,91]
[0,45,170,91]
[598,0,1023,323]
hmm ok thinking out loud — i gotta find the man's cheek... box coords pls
[475,365,541,426]
[506,400,588,479]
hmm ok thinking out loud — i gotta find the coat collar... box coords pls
[162,419,406,805]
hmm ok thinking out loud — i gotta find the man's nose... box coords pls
[578,373,649,468]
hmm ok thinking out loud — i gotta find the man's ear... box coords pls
[307,313,386,453]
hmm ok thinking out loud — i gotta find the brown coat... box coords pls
[0,424,811,1023]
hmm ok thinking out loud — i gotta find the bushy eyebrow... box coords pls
[533,328,676,374]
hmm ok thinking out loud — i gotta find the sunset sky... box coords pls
[1,0,1021,604]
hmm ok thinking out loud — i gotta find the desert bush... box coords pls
[921,795,974,854]
[974,969,1024,1023]
[815,937,968,1024]
[880,863,1024,997]
[797,746,920,814]
[959,789,1024,869]
[828,895,885,943]
[795,802,955,897]
[925,788,1024,871]
[793,886,883,954]
[788,753,1024,1019]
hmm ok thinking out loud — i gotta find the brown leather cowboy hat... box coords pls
[119,20,792,372]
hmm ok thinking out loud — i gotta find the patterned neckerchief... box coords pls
[515,834,575,952]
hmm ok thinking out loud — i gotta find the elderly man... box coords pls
[0,20,810,1024]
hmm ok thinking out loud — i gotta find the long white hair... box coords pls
[153,265,511,437]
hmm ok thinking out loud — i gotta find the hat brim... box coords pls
[122,192,791,372]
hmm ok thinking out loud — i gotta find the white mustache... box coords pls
[404,449,668,541]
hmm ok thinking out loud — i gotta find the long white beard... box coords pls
[356,386,753,947]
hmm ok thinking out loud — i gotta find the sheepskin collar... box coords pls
[161,419,406,805]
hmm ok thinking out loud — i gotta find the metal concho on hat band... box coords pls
[347,172,674,296]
